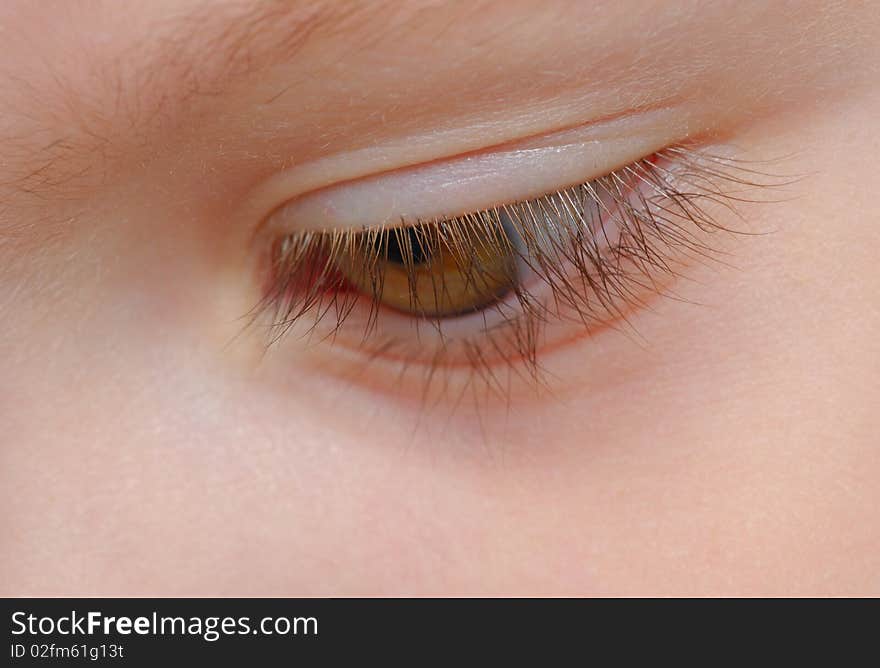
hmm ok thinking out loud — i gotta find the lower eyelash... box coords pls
[251,145,781,397]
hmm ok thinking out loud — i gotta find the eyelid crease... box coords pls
[251,99,686,239]
[268,137,651,234]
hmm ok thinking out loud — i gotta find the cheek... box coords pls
[3,252,877,597]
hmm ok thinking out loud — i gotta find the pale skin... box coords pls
[1,0,878,595]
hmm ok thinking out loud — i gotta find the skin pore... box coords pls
[1,1,879,595]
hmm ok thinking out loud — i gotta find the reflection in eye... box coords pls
[255,147,773,390]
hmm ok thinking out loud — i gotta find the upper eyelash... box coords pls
[250,145,780,392]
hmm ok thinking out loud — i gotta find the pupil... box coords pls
[385,227,429,265]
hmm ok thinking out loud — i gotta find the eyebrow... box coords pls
[3,0,830,212]
[134,0,398,115]
[0,0,397,202]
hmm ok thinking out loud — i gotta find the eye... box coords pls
[335,218,519,318]
[253,146,774,400]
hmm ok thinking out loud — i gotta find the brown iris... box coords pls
[336,219,519,318]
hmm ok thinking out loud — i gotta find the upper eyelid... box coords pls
[256,101,689,237]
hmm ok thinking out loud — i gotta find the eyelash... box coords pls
[251,145,773,400]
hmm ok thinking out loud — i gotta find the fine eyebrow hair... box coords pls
[0,0,399,205]
[146,1,375,100]
[135,0,410,118]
